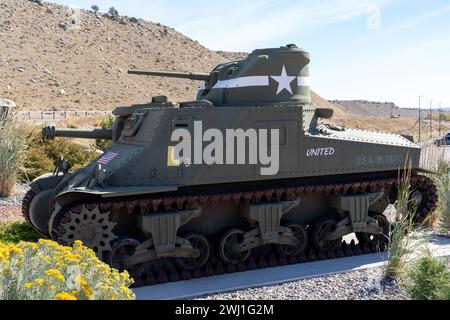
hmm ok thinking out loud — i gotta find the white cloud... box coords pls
[174,0,395,51]
[388,4,450,32]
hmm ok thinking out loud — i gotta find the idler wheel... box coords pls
[21,189,50,237]
[176,234,210,270]
[356,214,390,246]
[310,218,342,250]
[277,224,308,257]
[408,179,436,224]
[107,237,140,271]
[218,229,251,265]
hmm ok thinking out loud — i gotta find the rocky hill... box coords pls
[0,0,228,110]
[0,0,341,113]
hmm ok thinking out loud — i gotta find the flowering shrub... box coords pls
[0,240,135,300]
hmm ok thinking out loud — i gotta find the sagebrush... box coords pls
[95,115,114,151]
[23,128,99,181]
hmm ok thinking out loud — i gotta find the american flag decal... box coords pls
[97,151,118,165]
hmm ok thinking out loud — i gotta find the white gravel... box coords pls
[197,256,450,300]
[0,183,29,207]
[0,183,29,221]
[196,268,407,300]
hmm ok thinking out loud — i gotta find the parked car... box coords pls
[444,133,450,145]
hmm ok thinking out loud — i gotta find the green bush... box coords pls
[405,252,450,300]
[23,129,99,181]
[0,221,40,244]
[95,115,114,151]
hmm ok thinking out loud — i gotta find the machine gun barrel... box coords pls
[128,70,211,81]
[42,126,113,140]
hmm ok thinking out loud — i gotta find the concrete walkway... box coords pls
[133,236,450,300]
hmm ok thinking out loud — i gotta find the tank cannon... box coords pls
[42,126,113,140]
[128,70,211,81]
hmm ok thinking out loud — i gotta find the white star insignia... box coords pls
[270,65,296,95]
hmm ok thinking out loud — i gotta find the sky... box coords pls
[51,0,450,109]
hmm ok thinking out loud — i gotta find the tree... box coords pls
[91,5,99,12]
[108,7,119,19]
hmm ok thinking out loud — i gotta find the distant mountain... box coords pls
[330,100,418,118]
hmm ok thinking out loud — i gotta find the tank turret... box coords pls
[129,44,311,106]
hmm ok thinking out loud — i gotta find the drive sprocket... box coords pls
[60,205,117,258]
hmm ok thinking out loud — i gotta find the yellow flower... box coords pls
[35,278,45,286]
[25,283,34,289]
[80,278,94,300]
[54,292,78,300]
[45,269,65,282]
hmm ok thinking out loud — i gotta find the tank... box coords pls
[23,44,438,282]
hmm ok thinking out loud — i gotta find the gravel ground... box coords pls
[197,256,450,301]
[196,268,408,300]
[0,183,28,222]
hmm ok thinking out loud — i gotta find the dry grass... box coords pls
[330,116,450,140]
[434,159,450,231]
[385,164,417,280]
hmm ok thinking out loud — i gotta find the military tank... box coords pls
[23,44,438,284]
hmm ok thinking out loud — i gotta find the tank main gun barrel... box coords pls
[128,70,211,81]
[42,126,113,140]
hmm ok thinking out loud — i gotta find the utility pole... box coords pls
[418,95,423,142]
[430,100,433,141]
[438,102,442,138]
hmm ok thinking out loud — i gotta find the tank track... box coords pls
[50,175,438,288]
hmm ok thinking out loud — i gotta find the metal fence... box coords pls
[12,110,110,120]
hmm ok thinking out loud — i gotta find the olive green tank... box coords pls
[23,45,438,280]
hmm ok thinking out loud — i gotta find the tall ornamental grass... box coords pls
[434,159,450,231]
[0,119,32,197]
[385,165,417,279]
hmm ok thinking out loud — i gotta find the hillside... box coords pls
[0,0,341,113]
[330,100,418,118]
[0,0,227,110]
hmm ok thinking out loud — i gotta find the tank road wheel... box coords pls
[60,205,118,258]
[107,237,141,271]
[219,229,251,265]
[277,224,308,257]
[356,214,390,247]
[309,218,342,251]
[176,234,211,270]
